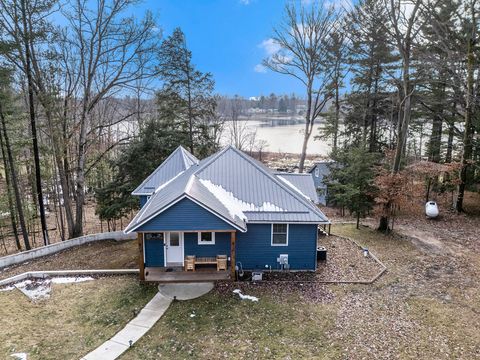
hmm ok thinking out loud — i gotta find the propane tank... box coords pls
[425,201,439,218]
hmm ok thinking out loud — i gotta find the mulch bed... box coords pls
[316,235,384,282]
[214,280,336,304]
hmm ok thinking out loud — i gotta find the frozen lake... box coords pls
[221,118,331,155]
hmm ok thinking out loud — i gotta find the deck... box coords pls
[144,267,231,283]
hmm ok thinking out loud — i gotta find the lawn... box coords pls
[1,223,479,359]
[0,276,157,360]
[0,239,138,280]
[120,223,480,360]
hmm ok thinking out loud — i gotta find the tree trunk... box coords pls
[0,101,31,250]
[456,15,476,212]
[0,121,21,250]
[20,0,49,245]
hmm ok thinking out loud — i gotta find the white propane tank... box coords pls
[425,201,439,218]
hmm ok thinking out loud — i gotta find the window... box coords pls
[198,232,215,245]
[271,224,288,246]
[314,167,320,177]
[169,232,180,246]
[144,233,164,242]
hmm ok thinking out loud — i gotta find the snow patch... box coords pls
[0,285,15,292]
[2,276,94,301]
[199,179,285,222]
[233,289,259,302]
[15,279,51,301]
[11,353,27,360]
[51,276,94,284]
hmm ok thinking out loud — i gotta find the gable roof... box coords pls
[131,146,199,195]
[275,173,319,204]
[308,161,333,176]
[125,146,329,233]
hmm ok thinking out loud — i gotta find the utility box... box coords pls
[252,271,263,281]
[317,246,327,261]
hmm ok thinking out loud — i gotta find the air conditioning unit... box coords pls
[252,271,263,281]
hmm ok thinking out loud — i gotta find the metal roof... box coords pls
[131,146,198,195]
[125,146,329,233]
[275,173,319,204]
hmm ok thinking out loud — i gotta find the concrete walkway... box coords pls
[80,282,213,360]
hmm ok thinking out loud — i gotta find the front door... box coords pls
[165,232,183,265]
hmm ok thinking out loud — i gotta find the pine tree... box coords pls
[157,28,216,156]
[343,0,398,152]
[328,146,379,228]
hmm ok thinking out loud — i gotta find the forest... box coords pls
[0,0,479,253]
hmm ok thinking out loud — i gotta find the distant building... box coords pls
[308,161,333,206]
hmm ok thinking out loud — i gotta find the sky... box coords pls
[138,0,305,97]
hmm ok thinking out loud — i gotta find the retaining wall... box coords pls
[0,231,136,269]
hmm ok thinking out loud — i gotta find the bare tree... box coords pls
[263,2,338,172]
[62,0,160,237]
[0,0,55,245]
[384,0,424,173]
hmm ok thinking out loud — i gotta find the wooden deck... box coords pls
[144,267,231,283]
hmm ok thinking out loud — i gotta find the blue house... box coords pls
[308,161,333,205]
[125,146,329,281]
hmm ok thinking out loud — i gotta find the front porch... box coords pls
[144,266,231,283]
[138,230,237,281]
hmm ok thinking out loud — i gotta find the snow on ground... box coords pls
[51,276,94,284]
[0,276,94,301]
[233,289,259,302]
[10,353,27,360]
[15,279,51,301]
[199,178,285,221]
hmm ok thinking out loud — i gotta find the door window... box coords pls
[170,232,180,246]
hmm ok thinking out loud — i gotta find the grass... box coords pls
[0,275,157,360]
[0,239,138,280]
[2,222,479,359]
[121,291,341,359]
[120,223,480,360]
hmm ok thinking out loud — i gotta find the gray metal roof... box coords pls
[125,146,329,233]
[131,146,198,195]
[275,173,319,204]
[308,161,333,177]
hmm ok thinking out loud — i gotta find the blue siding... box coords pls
[136,198,236,232]
[144,236,164,267]
[236,224,317,270]
[184,232,231,257]
[139,195,149,208]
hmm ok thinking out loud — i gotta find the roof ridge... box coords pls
[222,147,327,219]
[132,146,198,195]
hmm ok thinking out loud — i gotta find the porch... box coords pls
[138,230,237,281]
[144,266,231,283]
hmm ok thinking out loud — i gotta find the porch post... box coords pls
[230,231,236,280]
[138,232,145,281]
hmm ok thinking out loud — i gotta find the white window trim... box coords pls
[198,231,216,245]
[271,224,289,246]
[314,167,320,177]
